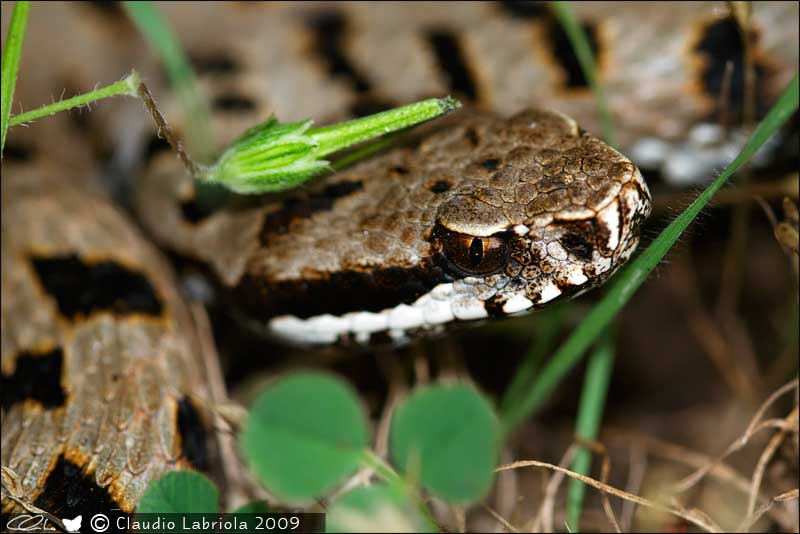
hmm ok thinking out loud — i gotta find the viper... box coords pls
[1,0,797,522]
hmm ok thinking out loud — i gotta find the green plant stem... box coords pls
[1,0,30,154]
[123,0,213,157]
[501,72,798,434]
[566,330,615,532]
[361,450,438,530]
[310,97,460,158]
[551,1,616,147]
[500,305,565,415]
[330,133,399,172]
[7,71,141,127]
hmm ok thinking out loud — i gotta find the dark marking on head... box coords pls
[546,19,600,88]
[694,16,771,121]
[2,141,34,162]
[559,219,596,262]
[309,11,372,93]
[426,29,480,101]
[189,52,239,76]
[391,165,410,175]
[484,295,507,317]
[212,94,257,113]
[429,180,452,193]
[34,455,127,518]
[499,0,548,19]
[553,278,584,299]
[560,232,594,262]
[236,257,454,321]
[176,397,209,470]
[1,348,66,411]
[465,127,480,146]
[31,255,163,319]
[480,158,501,171]
[259,180,364,242]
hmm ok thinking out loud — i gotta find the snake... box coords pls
[1,0,797,523]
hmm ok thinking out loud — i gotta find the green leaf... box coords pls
[1,0,29,155]
[241,372,370,504]
[327,485,436,533]
[136,471,219,514]
[232,501,271,514]
[389,384,499,504]
[501,72,799,434]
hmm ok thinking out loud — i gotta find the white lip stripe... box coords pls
[502,294,533,314]
[597,200,620,252]
[540,283,562,304]
[269,280,490,344]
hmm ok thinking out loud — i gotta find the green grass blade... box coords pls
[551,1,616,147]
[501,72,799,434]
[1,0,30,155]
[123,1,213,157]
[566,330,615,532]
[8,71,141,127]
[500,305,565,415]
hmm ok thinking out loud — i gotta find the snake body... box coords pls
[1,0,797,522]
[1,164,210,516]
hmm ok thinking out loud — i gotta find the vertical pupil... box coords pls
[469,237,483,266]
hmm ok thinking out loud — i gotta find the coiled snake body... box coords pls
[1,0,796,521]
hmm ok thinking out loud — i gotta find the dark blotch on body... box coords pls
[212,94,257,113]
[34,455,126,518]
[499,0,548,19]
[349,97,396,118]
[429,180,452,193]
[259,179,364,241]
[545,19,600,88]
[309,11,371,93]
[2,142,34,162]
[31,255,163,319]
[480,158,500,171]
[189,52,239,76]
[143,131,172,162]
[694,16,771,121]
[1,348,67,411]
[391,165,410,175]
[176,397,209,471]
[465,127,480,146]
[426,29,480,101]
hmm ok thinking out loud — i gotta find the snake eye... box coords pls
[440,231,507,275]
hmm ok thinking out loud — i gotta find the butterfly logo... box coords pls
[62,515,82,532]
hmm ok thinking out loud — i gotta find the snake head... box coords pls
[428,109,652,318]
[240,109,651,344]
